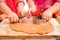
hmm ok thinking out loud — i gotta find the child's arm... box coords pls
[27,0,37,15]
[0,2,19,22]
[18,1,27,18]
[27,0,35,8]
[42,2,60,21]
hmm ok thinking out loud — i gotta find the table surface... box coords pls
[0,18,60,38]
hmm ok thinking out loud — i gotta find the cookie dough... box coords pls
[9,22,54,34]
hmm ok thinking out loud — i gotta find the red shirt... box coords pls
[26,0,60,9]
[0,0,24,15]
[26,0,60,16]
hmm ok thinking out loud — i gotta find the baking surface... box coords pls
[9,22,54,34]
[0,18,60,38]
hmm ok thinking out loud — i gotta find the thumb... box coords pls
[32,8,36,13]
[28,8,32,16]
[29,8,32,14]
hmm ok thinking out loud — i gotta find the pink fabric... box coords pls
[27,0,60,9]
[34,0,60,8]
[57,0,60,2]
[26,0,60,16]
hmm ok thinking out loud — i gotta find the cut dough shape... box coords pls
[9,22,54,34]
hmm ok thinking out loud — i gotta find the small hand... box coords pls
[28,6,36,15]
[18,9,27,18]
[7,12,19,22]
[42,12,52,21]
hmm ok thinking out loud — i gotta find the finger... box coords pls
[15,17,19,22]
[42,14,47,21]
[42,15,46,19]
[28,8,32,15]
[13,16,17,22]
[32,8,36,13]
[41,13,45,19]
[13,15,19,22]
[26,13,31,18]
[46,16,51,21]
[48,16,52,20]
[48,14,52,20]
[23,12,26,17]
[16,15,19,21]
[8,16,11,22]
[10,16,14,22]
[46,16,49,21]
[29,8,32,13]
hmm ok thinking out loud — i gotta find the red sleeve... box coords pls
[0,0,5,3]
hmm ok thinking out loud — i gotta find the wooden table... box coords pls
[0,18,60,39]
[0,23,60,39]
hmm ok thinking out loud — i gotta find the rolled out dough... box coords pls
[9,22,54,34]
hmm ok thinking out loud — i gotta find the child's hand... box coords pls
[7,12,19,22]
[18,2,27,18]
[18,8,27,18]
[42,12,52,21]
[28,5,36,14]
